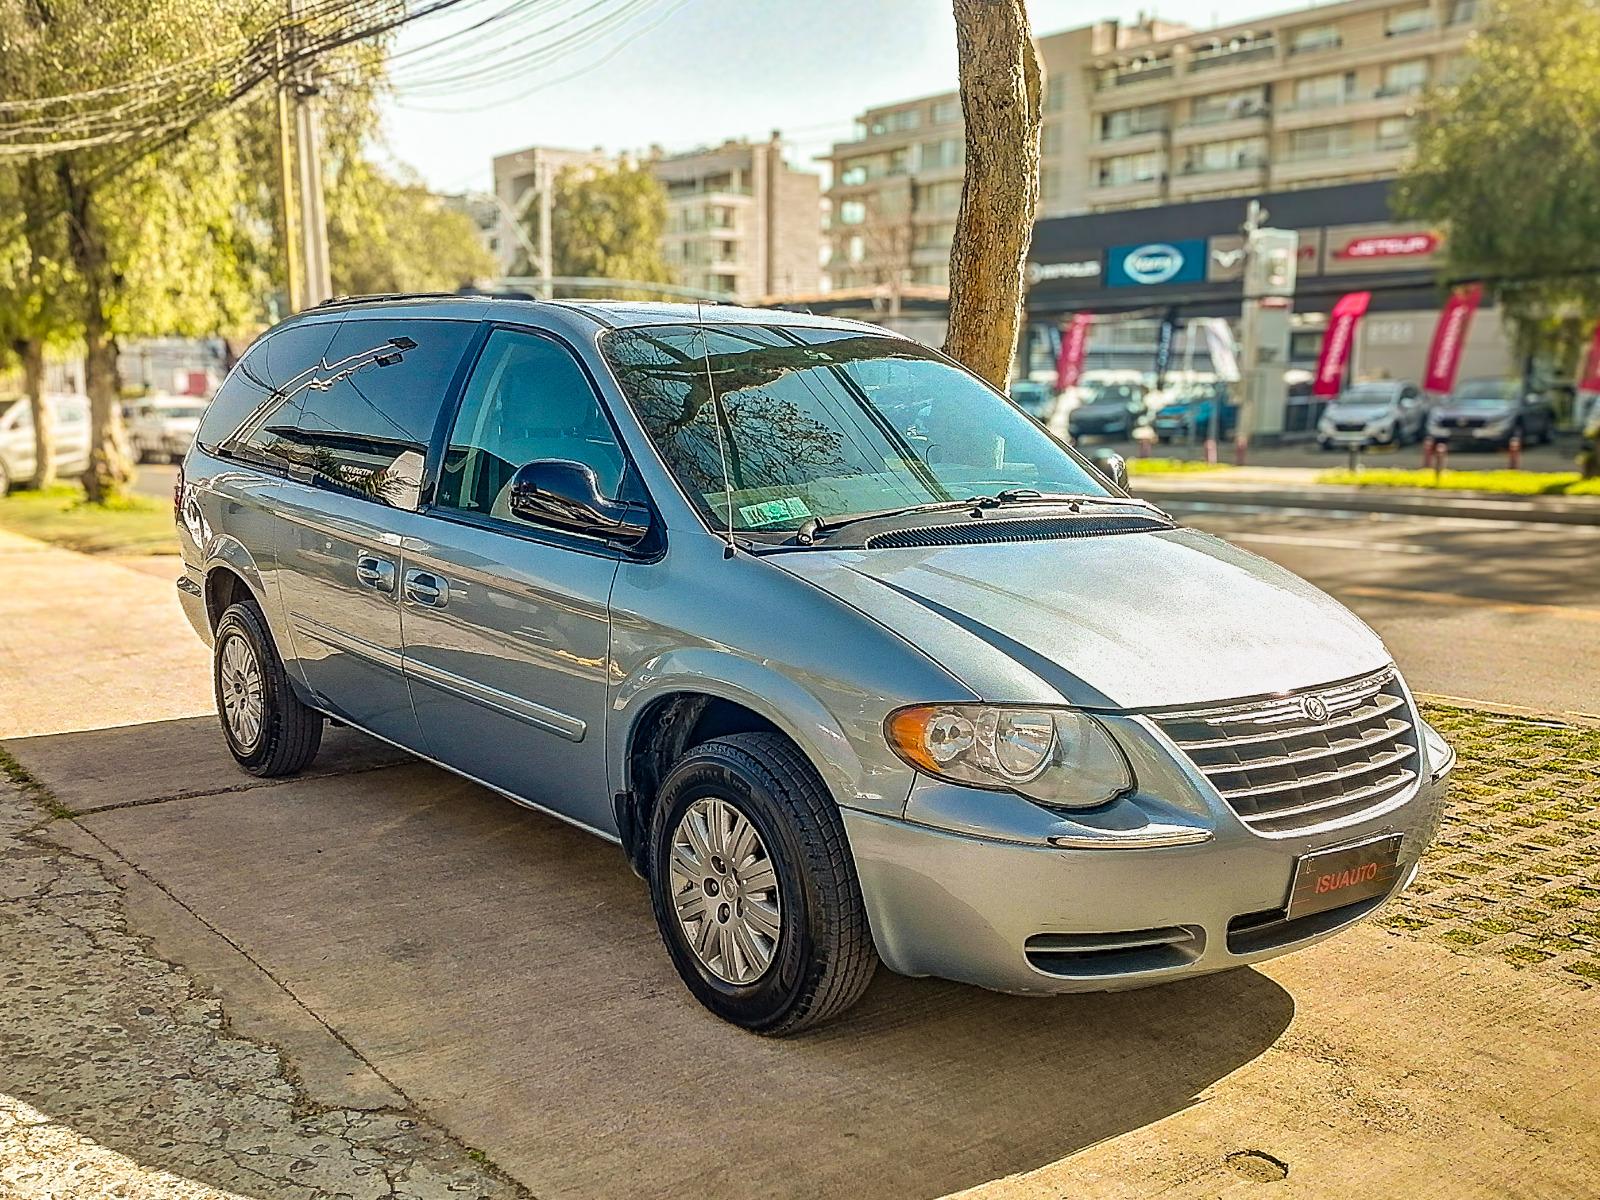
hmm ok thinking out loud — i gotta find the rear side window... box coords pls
[197,321,340,472]
[293,319,476,510]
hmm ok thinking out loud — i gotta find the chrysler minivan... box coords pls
[177,296,1454,1034]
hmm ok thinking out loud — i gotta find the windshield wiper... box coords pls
[794,490,1158,545]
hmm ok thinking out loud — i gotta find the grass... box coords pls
[0,484,177,555]
[1125,457,1232,475]
[1316,467,1600,496]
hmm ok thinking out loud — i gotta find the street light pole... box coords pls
[276,0,332,310]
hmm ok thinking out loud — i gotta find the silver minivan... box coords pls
[176,296,1454,1034]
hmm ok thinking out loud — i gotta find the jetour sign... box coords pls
[1108,238,1207,287]
[1325,224,1444,274]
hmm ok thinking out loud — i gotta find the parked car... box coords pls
[0,393,91,495]
[1317,381,1428,449]
[1008,379,1055,423]
[1427,378,1556,448]
[128,396,209,463]
[1152,381,1236,442]
[1068,382,1148,440]
[177,296,1454,1034]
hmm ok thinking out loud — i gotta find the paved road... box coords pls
[1172,505,1600,717]
[1089,432,1584,472]
[133,460,179,499]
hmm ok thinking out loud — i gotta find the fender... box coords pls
[608,646,895,819]
[200,534,312,701]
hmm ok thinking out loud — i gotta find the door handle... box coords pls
[403,569,449,608]
[355,553,396,593]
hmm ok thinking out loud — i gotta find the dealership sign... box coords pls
[1027,256,1102,286]
[1108,239,1207,287]
[1326,224,1445,274]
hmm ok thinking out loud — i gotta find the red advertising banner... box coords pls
[1055,313,1093,392]
[1312,291,1372,398]
[1423,283,1484,394]
[1581,322,1600,393]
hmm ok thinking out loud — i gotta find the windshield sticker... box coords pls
[736,497,813,527]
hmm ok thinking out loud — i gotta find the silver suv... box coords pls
[176,296,1454,1034]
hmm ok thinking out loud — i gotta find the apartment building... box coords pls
[653,135,821,302]
[824,0,1479,289]
[487,136,820,303]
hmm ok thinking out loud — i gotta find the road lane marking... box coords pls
[1341,584,1600,623]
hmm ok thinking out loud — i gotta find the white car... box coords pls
[128,396,209,463]
[0,394,91,495]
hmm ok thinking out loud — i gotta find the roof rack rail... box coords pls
[312,290,478,309]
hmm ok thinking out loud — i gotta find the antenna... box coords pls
[697,300,738,559]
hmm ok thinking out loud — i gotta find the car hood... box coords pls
[772,527,1389,710]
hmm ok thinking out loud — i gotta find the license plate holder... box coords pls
[1287,833,1404,921]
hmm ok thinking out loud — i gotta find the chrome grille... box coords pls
[1154,669,1419,837]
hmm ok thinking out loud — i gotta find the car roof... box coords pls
[278,293,889,337]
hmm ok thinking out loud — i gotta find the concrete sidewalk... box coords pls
[0,529,211,739]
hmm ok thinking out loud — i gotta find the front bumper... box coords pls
[844,728,1453,995]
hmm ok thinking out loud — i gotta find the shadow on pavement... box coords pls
[7,716,1296,1200]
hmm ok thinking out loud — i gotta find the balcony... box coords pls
[1276,88,1422,131]
[1173,109,1270,146]
[1273,139,1411,184]
[1094,127,1168,155]
[1102,62,1175,89]
[1187,39,1278,73]
[1287,34,1343,57]
[1089,174,1165,206]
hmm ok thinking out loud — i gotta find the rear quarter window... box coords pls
[198,321,341,472]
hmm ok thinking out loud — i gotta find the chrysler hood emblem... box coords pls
[1302,695,1330,723]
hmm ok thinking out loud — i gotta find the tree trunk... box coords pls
[944,0,1042,389]
[57,160,133,503]
[17,339,55,490]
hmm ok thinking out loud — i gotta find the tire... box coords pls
[648,732,878,1035]
[213,600,323,777]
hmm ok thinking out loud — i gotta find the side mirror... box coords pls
[507,459,649,544]
[1088,448,1129,492]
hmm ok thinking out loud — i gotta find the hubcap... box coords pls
[668,796,782,985]
[218,633,265,751]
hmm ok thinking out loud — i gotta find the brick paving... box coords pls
[1381,704,1600,985]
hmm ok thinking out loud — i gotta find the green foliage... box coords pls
[1318,467,1600,496]
[1397,0,1600,367]
[0,483,177,554]
[328,160,495,297]
[526,162,676,297]
[1125,458,1231,475]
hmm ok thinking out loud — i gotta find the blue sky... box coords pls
[379,0,1338,193]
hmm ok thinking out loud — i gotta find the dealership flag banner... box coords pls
[1201,318,1241,383]
[1581,323,1600,393]
[1055,313,1093,392]
[1153,306,1179,389]
[1423,283,1484,394]
[1313,291,1373,398]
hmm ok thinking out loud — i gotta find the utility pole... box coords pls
[538,158,554,300]
[276,0,333,311]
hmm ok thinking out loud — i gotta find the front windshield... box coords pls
[1336,385,1397,409]
[1452,381,1516,406]
[602,323,1111,536]
[1084,384,1141,407]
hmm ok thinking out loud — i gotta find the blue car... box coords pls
[1153,384,1236,442]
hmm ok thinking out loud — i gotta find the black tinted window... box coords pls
[197,321,340,471]
[290,319,476,510]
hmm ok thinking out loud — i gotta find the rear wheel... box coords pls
[648,732,877,1035]
[213,600,323,777]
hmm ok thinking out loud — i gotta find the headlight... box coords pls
[886,704,1132,808]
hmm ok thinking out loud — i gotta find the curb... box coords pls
[1135,483,1600,526]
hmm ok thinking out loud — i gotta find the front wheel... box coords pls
[213,600,323,777]
[648,733,878,1035]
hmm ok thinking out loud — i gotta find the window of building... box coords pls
[869,108,920,136]
[1185,136,1267,174]
[1045,74,1068,112]
[846,235,865,264]
[293,319,478,510]
[1188,87,1267,125]
[1381,60,1428,96]
[911,264,950,286]
[1040,122,1062,157]
[921,180,963,213]
[1387,5,1434,36]
[1289,24,1342,54]
[887,147,912,175]
[1293,71,1356,109]
[839,158,873,186]
[919,138,963,170]
[435,329,626,523]
[1040,165,1063,205]
[1098,151,1163,187]
[913,222,956,251]
[1289,123,1355,160]
[838,199,867,225]
[1101,103,1169,139]
[1377,115,1417,149]
[1449,0,1478,25]
[930,97,961,125]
